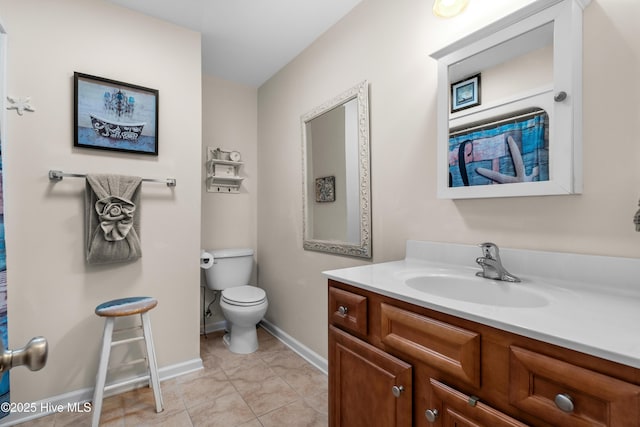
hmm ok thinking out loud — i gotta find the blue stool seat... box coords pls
[92,297,163,427]
[95,296,158,317]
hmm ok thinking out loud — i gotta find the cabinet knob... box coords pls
[425,409,439,423]
[391,385,404,398]
[554,393,574,413]
[554,91,567,102]
[338,305,348,316]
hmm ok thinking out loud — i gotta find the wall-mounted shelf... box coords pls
[206,147,244,193]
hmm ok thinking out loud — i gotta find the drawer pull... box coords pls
[391,385,404,398]
[425,409,439,423]
[338,305,348,316]
[468,395,480,407]
[554,393,574,413]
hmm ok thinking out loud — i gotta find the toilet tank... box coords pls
[203,248,254,291]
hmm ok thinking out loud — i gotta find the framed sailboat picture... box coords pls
[74,72,159,155]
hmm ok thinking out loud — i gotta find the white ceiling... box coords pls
[106,0,363,87]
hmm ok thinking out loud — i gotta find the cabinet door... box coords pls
[428,379,527,427]
[329,325,412,427]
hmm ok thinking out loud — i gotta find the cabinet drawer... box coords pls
[509,346,640,427]
[380,303,480,387]
[429,378,528,427]
[329,287,368,336]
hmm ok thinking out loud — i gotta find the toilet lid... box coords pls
[222,286,267,306]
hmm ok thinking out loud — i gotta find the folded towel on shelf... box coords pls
[85,174,143,264]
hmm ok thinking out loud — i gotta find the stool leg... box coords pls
[92,317,114,427]
[141,312,163,413]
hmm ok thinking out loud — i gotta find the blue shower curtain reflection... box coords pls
[0,146,9,419]
[448,111,549,187]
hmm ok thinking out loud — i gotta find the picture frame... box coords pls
[315,176,336,203]
[74,72,159,155]
[451,74,481,112]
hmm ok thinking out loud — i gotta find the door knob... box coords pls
[0,336,48,373]
[338,305,348,316]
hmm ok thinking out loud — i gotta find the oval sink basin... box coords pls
[405,273,548,308]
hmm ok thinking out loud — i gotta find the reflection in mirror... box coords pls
[431,0,589,199]
[447,23,553,190]
[449,23,553,115]
[301,81,371,258]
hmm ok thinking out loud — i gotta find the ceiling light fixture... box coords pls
[433,0,469,18]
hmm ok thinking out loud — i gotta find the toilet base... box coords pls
[223,325,259,354]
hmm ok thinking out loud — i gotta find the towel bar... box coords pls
[48,170,176,187]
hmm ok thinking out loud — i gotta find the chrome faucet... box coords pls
[475,242,521,283]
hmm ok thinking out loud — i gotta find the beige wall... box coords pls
[0,0,202,402]
[480,45,553,106]
[257,0,640,359]
[201,74,258,329]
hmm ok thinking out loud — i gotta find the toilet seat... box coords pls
[221,286,267,307]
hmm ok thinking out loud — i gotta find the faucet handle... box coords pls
[478,242,497,248]
[478,242,499,258]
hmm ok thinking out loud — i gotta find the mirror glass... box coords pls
[447,23,553,190]
[301,81,371,258]
[449,23,553,119]
[431,0,586,199]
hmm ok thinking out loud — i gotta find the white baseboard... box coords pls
[0,358,203,426]
[259,320,328,375]
[200,319,227,335]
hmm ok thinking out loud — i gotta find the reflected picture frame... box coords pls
[74,72,159,156]
[451,74,481,112]
[315,176,336,203]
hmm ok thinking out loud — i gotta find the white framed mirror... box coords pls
[430,0,591,199]
[301,80,371,258]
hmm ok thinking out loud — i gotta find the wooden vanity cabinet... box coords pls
[328,279,640,427]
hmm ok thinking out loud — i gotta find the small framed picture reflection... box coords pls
[315,176,335,203]
[451,74,481,112]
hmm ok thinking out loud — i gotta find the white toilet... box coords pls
[202,248,268,354]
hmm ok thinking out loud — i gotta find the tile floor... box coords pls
[19,327,328,426]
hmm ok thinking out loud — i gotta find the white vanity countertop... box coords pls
[323,240,640,369]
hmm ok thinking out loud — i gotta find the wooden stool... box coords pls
[92,297,163,427]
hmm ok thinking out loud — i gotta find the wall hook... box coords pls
[7,96,36,115]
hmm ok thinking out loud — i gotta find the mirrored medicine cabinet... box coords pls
[301,80,372,259]
[430,0,591,199]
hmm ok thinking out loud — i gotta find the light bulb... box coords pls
[433,0,469,18]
